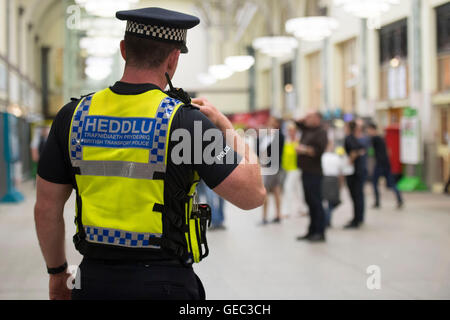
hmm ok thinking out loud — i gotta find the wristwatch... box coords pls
[47,262,68,275]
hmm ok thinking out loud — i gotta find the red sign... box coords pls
[226,109,271,129]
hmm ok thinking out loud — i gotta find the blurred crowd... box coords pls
[30,114,410,242]
[202,113,407,243]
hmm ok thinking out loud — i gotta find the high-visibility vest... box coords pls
[68,87,207,263]
[281,141,298,172]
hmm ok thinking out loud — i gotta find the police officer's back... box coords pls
[34,7,265,300]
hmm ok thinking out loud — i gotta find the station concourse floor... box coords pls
[0,180,449,300]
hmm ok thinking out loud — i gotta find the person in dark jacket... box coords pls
[344,120,367,229]
[367,122,403,209]
[444,176,450,194]
[295,111,328,242]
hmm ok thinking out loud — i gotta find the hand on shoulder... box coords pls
[191,97,233,131]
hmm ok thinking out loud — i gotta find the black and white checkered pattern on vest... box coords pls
[126,21,187,42]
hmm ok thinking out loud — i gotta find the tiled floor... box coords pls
[0,180,449,299]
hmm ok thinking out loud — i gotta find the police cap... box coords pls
[116,7,200,53]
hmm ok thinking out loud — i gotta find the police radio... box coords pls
[164,72,193,106]
[192,204,212,228]
[191,193,211,261]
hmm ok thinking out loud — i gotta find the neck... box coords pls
[120,66,168,89]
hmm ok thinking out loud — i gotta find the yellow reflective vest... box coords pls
[68,87,207,263]
[281,141,298,172]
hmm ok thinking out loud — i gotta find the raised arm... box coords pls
[191,97,266,210]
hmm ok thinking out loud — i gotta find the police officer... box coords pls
[34,7,265,300]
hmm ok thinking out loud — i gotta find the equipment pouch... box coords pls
[186,200,211,263]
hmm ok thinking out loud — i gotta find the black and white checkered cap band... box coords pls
[126,21,187,42]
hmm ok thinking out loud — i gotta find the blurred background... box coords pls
[0,0,449,299]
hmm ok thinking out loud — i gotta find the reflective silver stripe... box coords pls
[72,160,165,179]
[84,225,162,249]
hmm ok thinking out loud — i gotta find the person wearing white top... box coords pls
[321,143,351,227]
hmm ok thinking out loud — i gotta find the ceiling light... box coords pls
[85,56,113,81]
[79,37,120,56]
[197,73,217,86]
[7,104,23,118]
[252,36,298,57]
[85,65,112,81]
[75,0,138,18]
[285,84,293,93]
[225,55,255,72]
[334,0,399,19]
[286,16,339,42]
[77,18,126,38]
[208,65,234,80]
[390,57,400,68]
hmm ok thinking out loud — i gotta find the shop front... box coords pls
[433,2,450,191]
[435,103,450,191]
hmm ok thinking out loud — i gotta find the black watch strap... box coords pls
[47,262,68,275]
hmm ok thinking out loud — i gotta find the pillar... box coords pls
[359,18,369,117]
[321,38,330,112]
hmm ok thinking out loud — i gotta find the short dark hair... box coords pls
[367,122,378,130]
[124,34,182,69]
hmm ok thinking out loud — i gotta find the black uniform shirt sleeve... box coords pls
[167,107,241,190]
[37,100,78,185]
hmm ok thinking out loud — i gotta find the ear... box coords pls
[120,40,126,61]
[167,49,180,75]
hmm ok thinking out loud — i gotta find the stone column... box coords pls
[292,46,299,115]
[359,18,369,117]
[248,45,256,112]
[409,0,435,188]
[271,57,281,115]
[321,38,329,112]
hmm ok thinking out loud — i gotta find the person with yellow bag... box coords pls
[281,122,307,217]
[34,7,265,300]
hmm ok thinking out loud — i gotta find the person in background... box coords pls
[208,189,225,230]
[321,141,344,228]
[31,125,50,181]
[31,126,50,163]
[444,175,450,195]
[367,123,403,209]
[258,116,285,224]
[197,180,226,230]
[344,120,367,229]
[281,122,307,217]
[443,132,450,195]
[355,119,370,184]
[295,111,328,242]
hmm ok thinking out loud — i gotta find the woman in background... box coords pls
[321,142,346,228]
[281,122,307,217]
